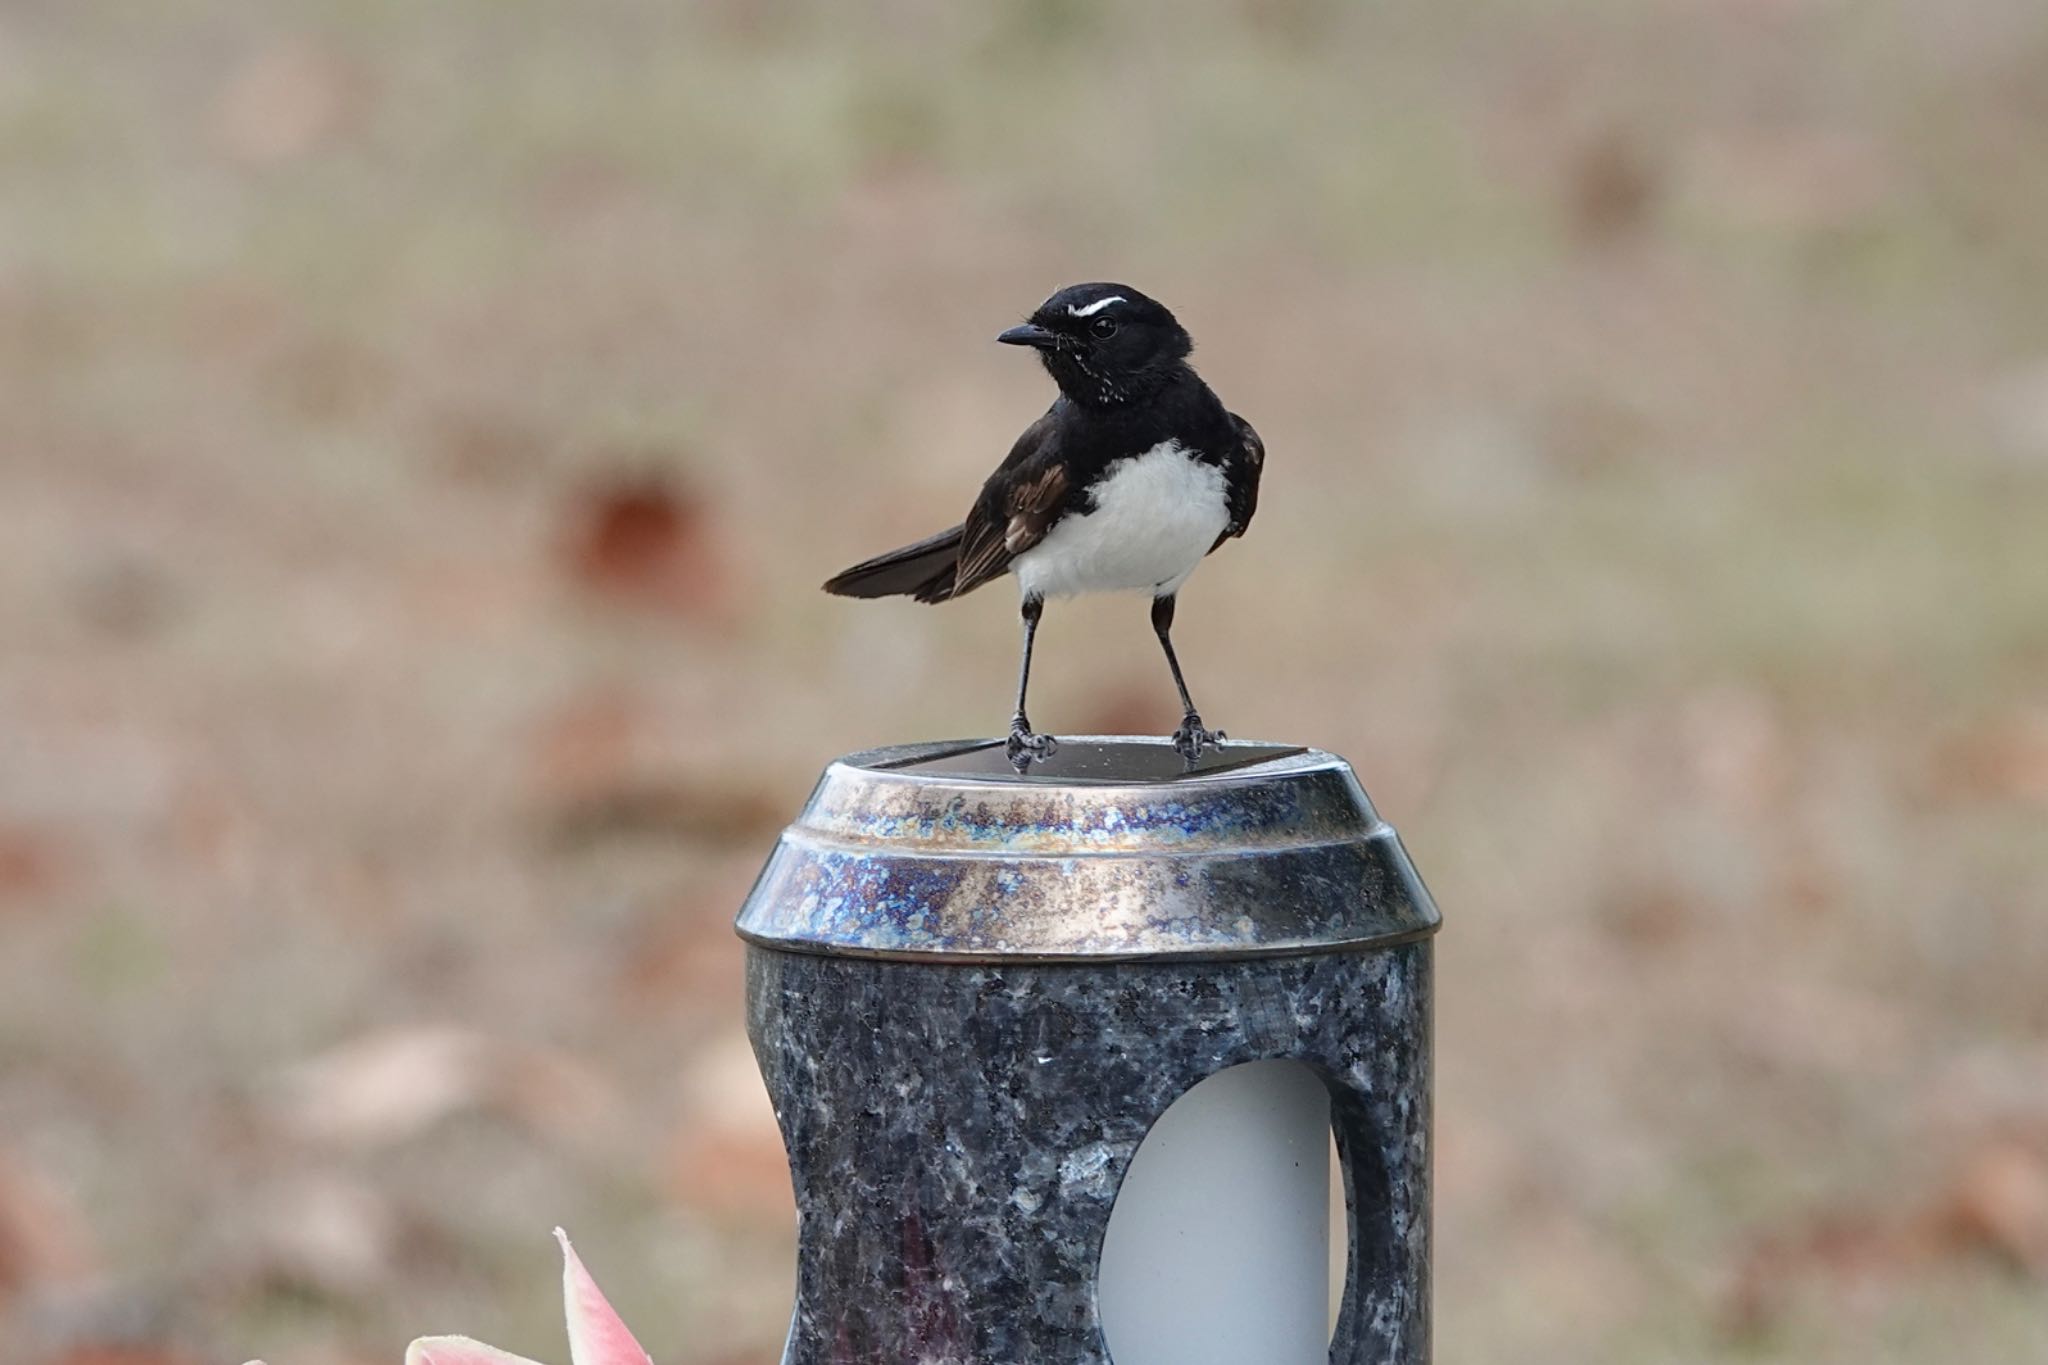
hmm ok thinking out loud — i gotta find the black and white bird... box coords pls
[823,283,1264,766]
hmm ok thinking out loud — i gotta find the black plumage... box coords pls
[825,283,1264,765]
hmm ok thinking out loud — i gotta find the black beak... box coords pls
[997,322,1058,350]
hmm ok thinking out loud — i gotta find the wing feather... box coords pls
[1210,411,1264,552]
[948,409,1067,598]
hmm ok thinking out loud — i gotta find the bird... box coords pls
[823,282,1264,767]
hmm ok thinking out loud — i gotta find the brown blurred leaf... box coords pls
[211,37,365,167]
[494,1046,627,1151]
[1933,710,2048,804]
[559,472,731,620]
[0,825,67,911]
[1722,1209,1936,1338]
[270,1026,621,1151]
[615,893,750,1012]
[666,1132,795,1225]
[545,778,787,852]
[527,684,790,854]
[1596,878,1695,953]
[1931,1134,2048,1275]
[1723,1129,2048,1336]
[666,1034,792,1223]
[1727,977,1911,1077]
[1566,130,1660,246]
[246,1172,398,1298]
[0,1148,95,1302]
[530,689,649,802]
[273,1026,490,1149]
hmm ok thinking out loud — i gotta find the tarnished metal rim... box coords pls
[773,822,1403,859]
[733,737,1442,961]
[793,738,1382,856]
[840,736,1342,786]
[735,838,1440,959]
[735,921,1440,965]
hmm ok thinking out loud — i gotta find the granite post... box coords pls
[735,737,1441,1364]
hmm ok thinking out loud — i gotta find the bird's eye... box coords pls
[1089,316,1119,340]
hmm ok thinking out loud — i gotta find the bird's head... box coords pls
[997,283,1192,407]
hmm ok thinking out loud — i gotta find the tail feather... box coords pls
[823,524,965,602]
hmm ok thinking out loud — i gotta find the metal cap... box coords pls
[735,737,1440,962]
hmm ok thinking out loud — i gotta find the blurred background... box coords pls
[3,1,2046,1362]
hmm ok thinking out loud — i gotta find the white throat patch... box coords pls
[1066,295,1126,318]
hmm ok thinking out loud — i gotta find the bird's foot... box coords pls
[1006,717,1059,769]
[1172,713,1226,762]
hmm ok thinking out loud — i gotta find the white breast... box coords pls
[1011,440,1230,600]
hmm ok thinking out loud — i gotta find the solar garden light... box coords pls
[736,737,1441,1365]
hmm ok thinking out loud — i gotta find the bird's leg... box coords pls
[1006,594,1058,767]
[1152,594,1224,761]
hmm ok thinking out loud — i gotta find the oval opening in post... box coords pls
[1098,1059,1333,1364]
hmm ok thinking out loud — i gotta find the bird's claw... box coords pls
[1007,720,1058,770]
[1172,714,1225,762]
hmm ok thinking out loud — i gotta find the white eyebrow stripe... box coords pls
[1066,295,1127,318]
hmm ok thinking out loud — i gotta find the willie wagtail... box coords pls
[823,283,1264,767]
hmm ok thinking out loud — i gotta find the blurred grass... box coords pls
[2,1,2046,1362]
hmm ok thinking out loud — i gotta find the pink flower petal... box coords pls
[405,1336,550,1365]
[556,1227,653,1365]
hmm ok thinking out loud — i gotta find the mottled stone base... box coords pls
[746,943,1432,1364]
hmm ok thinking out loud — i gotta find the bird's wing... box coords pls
[1211,411,1264,552]
[822,522,965,599]
[950,410,1068,598]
